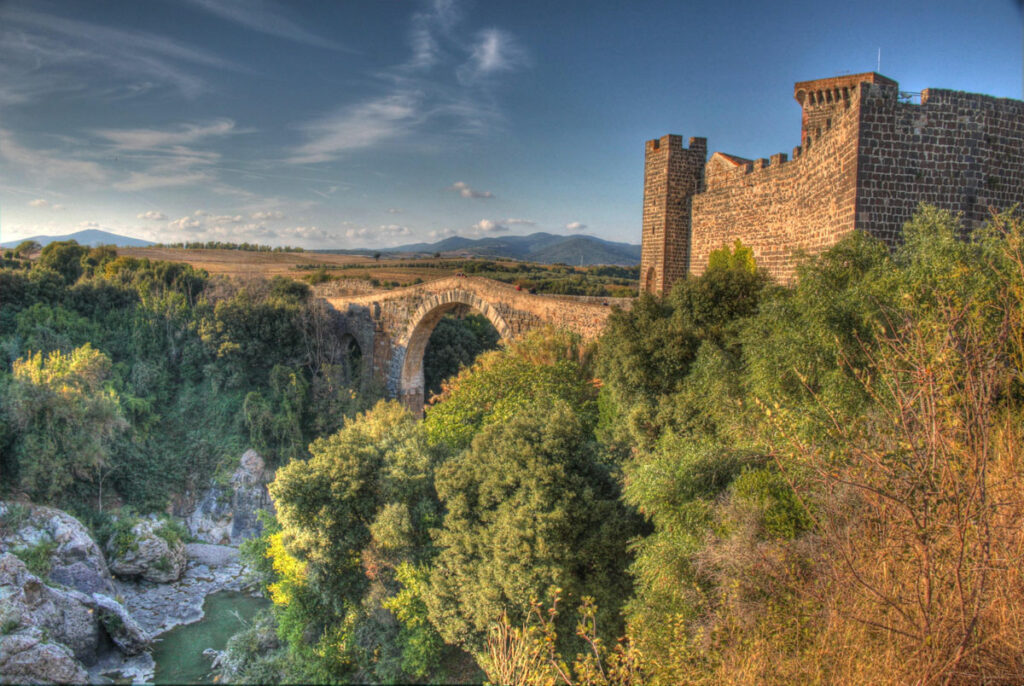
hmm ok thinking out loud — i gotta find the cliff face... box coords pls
[182,449,275,546]
[0,506,153,685]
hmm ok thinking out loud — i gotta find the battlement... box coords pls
[641,73,1024,292]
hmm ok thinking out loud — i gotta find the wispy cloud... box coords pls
[0,128,108,183]
[0,7,242,99]
[180,0,342,50]
[448,180,494,198]
[506,218,536,226]
[138,211,168,220]
[289,0,528,164]
[289,94,422,164]
[457,29,528,85]
[565,221,587,232]
[94,119,239,151]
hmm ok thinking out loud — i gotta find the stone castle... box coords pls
[641,72,1024,293]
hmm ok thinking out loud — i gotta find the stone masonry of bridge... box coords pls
[318,275,631,414]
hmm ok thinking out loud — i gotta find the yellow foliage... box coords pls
[265,531,307,607]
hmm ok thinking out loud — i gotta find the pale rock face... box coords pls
[186,449,274,545]
[0,502,115,595]
[0,553,100,666]
[0,626,90,685]
[106,518,187,584]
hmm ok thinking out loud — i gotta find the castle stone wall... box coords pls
[642,73,1024,289]
[856,84,1024,244]
[688,86,861,283]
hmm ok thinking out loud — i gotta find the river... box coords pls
[153,591,271,684]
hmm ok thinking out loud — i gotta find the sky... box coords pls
[0,0,1021,249]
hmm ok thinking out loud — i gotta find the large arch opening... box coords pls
[339,334,363,385]
[422,307,500,400]
[398,291,512,416]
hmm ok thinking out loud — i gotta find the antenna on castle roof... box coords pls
[877,48,881,73]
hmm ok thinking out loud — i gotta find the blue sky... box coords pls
[0,0,1020,249]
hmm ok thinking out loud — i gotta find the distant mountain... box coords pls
[376,232,641,266]
[0,229,154,249]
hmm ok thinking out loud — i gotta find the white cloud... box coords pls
[386,208,404,214]
[0,128,107,182]
[1,8,242,99]
[448,181,494,199]
[181,0,341,50]
[472,218,507,233]
[79,221,100,229]
[209,214,243,224]
[137,210,167,220]
[278,226,339,242]
[93,119,238,151]
[289,93,421,164]
[29,198,49,207]
[169,215,202,232]
[506,218,536,226]
[457,29,528,85]
[428,227,457,239]
[114,171,212,191]
[565,221,587,232]
[379,224,411,236]
[250,210,285,221]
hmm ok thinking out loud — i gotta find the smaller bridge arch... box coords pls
[397,289,513,415]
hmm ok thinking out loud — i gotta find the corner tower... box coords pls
[640,134,706,295]
[793,72,895,145]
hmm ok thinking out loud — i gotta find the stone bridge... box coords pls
[319,275,632,414]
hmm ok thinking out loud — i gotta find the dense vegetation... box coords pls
[5,205,1024,684]
[0,240,374,522]
[151,241,306,252]
[228,206,1024,685]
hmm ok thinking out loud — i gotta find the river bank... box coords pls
[88,543,258,683]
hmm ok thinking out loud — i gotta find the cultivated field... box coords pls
[115,247,464,284]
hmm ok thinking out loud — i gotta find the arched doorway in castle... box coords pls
[644,267,655,293]
[398,291,512,416]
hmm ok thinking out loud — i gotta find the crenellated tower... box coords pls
[640,134,706,295]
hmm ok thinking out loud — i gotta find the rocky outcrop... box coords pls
[185,449,274,545]
[106,517,187,583]
[0,501,114,595]
[0,553,101,665]
[91,593,151,656]
[0,627,90,685]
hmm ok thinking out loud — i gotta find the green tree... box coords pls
[428,402,639,655]
[267,401,446,681]
[424,327,597,451]
[4,344,127,506]
[35,240,89,284]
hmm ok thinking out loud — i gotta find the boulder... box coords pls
[91,593,151,656]
[186,449,275,545]
[0,502,114,595]
[0,627,89,685]
[0,553,101,666]
[106,517,186,583]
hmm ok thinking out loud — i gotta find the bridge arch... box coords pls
[397,289,513,415]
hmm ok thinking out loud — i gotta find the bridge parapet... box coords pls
[317,275,632,414]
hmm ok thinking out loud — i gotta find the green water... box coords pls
[152,591,271,685]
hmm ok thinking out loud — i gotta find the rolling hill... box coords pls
[375,232,641,266]
[1,229,154,249]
